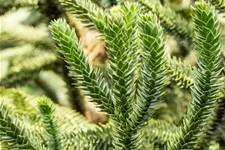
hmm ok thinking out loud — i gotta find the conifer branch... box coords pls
[49,19,114,115]
[129,12,166,130]
[97,4,140,149]
[104,3,139,117]
[61,123,113,149]
[38,96,62,150]
[1,0,224,149]
[168,1,224,149]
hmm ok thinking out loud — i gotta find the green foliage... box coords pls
[0,0,87,114]
[133,11,166,128]
[38,96,62,150]
[0,102,36,149]
[49,19,114,115]
[48,0,224,149]
[168,1,224,149]
[49,2,168,148]
[166,55,194,88]
[0,87,112,149]
[0,87,182,149]
[0,0,225,150]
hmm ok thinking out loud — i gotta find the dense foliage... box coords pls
[0,0,225,149]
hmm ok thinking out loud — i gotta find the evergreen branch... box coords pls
[38,96,61,150]
[0,52,58,87]
[59,0,105,29]
[129,12,166,129]
[97,4,141,149]
[137,0,194,40]
[104,3,138,118]
[166,55,194,89]
[54,105,91,131]
[168,1,224,149]
[49,19,114,114]
[0,103,36,149]
[1,0,224,149]
[208,0,225,13]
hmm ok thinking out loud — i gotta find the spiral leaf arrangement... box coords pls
[0,0,225,149]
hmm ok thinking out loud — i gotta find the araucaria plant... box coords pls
[0,0,225,150]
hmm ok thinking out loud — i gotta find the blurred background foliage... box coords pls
[0,0,225,149]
